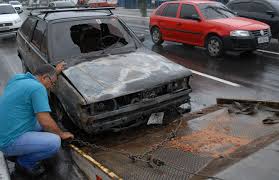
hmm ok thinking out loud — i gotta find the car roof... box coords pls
[51,1,74,4]
[228,0,279,11]
[168,0,216,5]
[34,10,112,21]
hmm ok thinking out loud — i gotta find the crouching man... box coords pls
[0,64,74,177]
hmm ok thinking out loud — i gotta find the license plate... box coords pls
[0,27,9,31]
[147,112,164,125]
[258,36,269,44]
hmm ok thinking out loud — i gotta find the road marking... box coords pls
[190,69,241,87]
[257,49,279,56]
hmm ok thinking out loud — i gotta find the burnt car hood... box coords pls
[63,48,192,104]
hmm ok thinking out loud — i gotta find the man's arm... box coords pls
[36,112,74,140]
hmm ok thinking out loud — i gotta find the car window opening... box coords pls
[70,23,128,54]
[51,18,134,62]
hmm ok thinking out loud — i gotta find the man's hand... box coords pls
[55,61,67,74]
[59,132,74,140]
[37,112,74,140]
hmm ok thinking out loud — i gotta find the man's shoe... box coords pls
[15,162,46,177]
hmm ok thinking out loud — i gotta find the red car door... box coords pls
[175,3,204,46]
[158,3,180,41]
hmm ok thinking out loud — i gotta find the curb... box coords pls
[0,152,10,180]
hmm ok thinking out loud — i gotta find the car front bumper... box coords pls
[0,28,19,37]
[84,89,192,134]
[223,36,271,51]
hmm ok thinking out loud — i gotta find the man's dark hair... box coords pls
[34,64,57,77]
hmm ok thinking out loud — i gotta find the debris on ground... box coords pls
[169,127,250,158]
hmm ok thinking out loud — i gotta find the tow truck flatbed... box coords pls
[68,98,279,180]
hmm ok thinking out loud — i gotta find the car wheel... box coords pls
[21,61,28,73]
[50,96,65,123]
[206,36,224,57]
[50,94,77,131]
[151,27,164,45]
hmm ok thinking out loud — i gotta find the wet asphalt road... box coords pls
[1,11,279,111]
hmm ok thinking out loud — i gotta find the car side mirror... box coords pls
[18,11,23,14]
[191,14,201,21]
[266,10,275,17]
[137,34,145,42]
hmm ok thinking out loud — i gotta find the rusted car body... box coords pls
[17,8,192,133]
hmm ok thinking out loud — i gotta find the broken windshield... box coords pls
[50,17,137,64]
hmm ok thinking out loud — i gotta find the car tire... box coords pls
[50,95,66,123]
[21,61,28,73]
[151,27,164,45]
[206,36,224,57]
[50,94,77,131]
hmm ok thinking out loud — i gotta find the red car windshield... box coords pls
[198,3,236,20]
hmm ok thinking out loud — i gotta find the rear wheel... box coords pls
[151,27,164,45]
[206,36,224,57]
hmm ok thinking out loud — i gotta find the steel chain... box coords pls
[68,106,183,167]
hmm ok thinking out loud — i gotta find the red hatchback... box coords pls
[150,0,271,57]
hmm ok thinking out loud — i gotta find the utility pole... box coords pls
[138,0,147,17]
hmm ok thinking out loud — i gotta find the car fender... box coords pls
[203,25,231,46]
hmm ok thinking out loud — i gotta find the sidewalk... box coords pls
[112,7,151,27]
[113,7,153,17]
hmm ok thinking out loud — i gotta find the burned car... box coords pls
[17,8,192,133]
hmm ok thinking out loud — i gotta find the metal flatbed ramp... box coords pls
[70,99,279,180]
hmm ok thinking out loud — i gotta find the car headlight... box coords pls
[14,18,21,24]
[230,30,250,37]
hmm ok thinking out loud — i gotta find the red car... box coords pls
[150,0,271,57]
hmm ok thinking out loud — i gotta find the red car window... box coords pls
[180,4,200,19]
[161,3,179,18]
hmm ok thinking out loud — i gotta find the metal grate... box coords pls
[92,148,213,180]
[0,23,12,27]
[250,29,269,37]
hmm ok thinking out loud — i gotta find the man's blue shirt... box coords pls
[0,73,51,149]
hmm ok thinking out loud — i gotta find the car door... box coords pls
[159,3,180,41]
[176,3,204,45]
[29,19,48,73]
[17,17,37,71]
